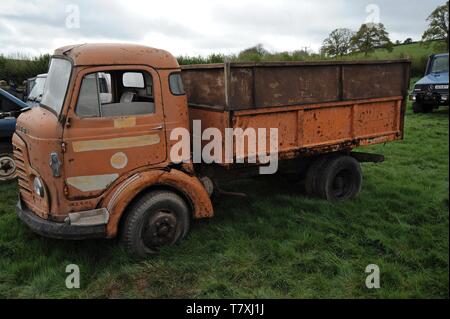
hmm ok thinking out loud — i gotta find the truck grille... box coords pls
[12,135,49,219]
[13,147,32,196]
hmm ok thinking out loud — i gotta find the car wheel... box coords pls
[412,102,423,113]
[0,145,16,182]
[422,104,433,113]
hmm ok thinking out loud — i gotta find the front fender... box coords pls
[102,168,213,237]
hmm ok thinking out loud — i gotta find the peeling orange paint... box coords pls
[72,135,160,152]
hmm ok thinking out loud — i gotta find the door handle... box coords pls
[150,124,164,131]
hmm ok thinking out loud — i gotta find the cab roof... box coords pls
[54,43,180,69]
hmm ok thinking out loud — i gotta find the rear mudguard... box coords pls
[102,168,213,237]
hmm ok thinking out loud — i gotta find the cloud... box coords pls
[0,0,444,57]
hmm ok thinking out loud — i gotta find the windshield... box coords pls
[431,55,449,73]
[27,76,46,102]
[40,58,71,114]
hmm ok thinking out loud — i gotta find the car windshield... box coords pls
[431,55,449,73]
[40,58,71,114]
[27,76,46,102]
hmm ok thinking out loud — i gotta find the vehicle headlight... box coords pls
[33,176,45,197]
[435,84,449,90]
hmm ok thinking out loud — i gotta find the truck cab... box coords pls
[410,53,449,113]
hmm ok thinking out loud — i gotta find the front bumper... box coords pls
[409,91,449,105]
[16,199,106,240]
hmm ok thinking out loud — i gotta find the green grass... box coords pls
[349,41,447,59]
[0,97,448,298]
[348,41,448,77]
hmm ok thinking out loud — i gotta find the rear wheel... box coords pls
[0,144,16,182]
[121,190,190,257]
[316,155,362,201]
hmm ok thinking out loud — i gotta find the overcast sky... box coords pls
[0,0,445,57]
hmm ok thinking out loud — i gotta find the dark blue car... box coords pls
[0,74,46,181]
[410,53,449,113]
[0,88,30,181]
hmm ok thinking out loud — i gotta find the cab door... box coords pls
[62,65,167,199]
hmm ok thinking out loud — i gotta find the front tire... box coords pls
[316,155,362,201]
[122,190,190,257]
[413,102,433,113]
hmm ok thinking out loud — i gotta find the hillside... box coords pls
[350,40,447,59]
[347,40,447,76]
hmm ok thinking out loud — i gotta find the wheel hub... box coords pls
[332,170,351,198]
[143,211,177,247]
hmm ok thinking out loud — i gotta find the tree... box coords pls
[321,28,354,57]
[422,1,449,50]
[238,44,268,58]
[403,38,413,44]
[0,54,50,85]
[351,23,393,56]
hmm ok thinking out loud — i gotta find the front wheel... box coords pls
[316,155,362,201]
[121,190,190,257]
[0,145,16,182]
[413,102,433,113]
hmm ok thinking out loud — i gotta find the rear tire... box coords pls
[121,190,190,257]
[304,156,329,196]
[316,155,362,201]
[0,144,16,182]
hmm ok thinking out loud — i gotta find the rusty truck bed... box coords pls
[181,60,410,165]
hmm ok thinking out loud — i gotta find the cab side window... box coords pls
[76,70,155,118]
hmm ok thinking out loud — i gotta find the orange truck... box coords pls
[13,44,410,256]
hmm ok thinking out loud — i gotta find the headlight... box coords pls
[435,84,449,90]
[33,177,45,197]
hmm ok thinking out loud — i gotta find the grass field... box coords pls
[0,93,448,298]
[348,40,447,77]
[350,41,447,59]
